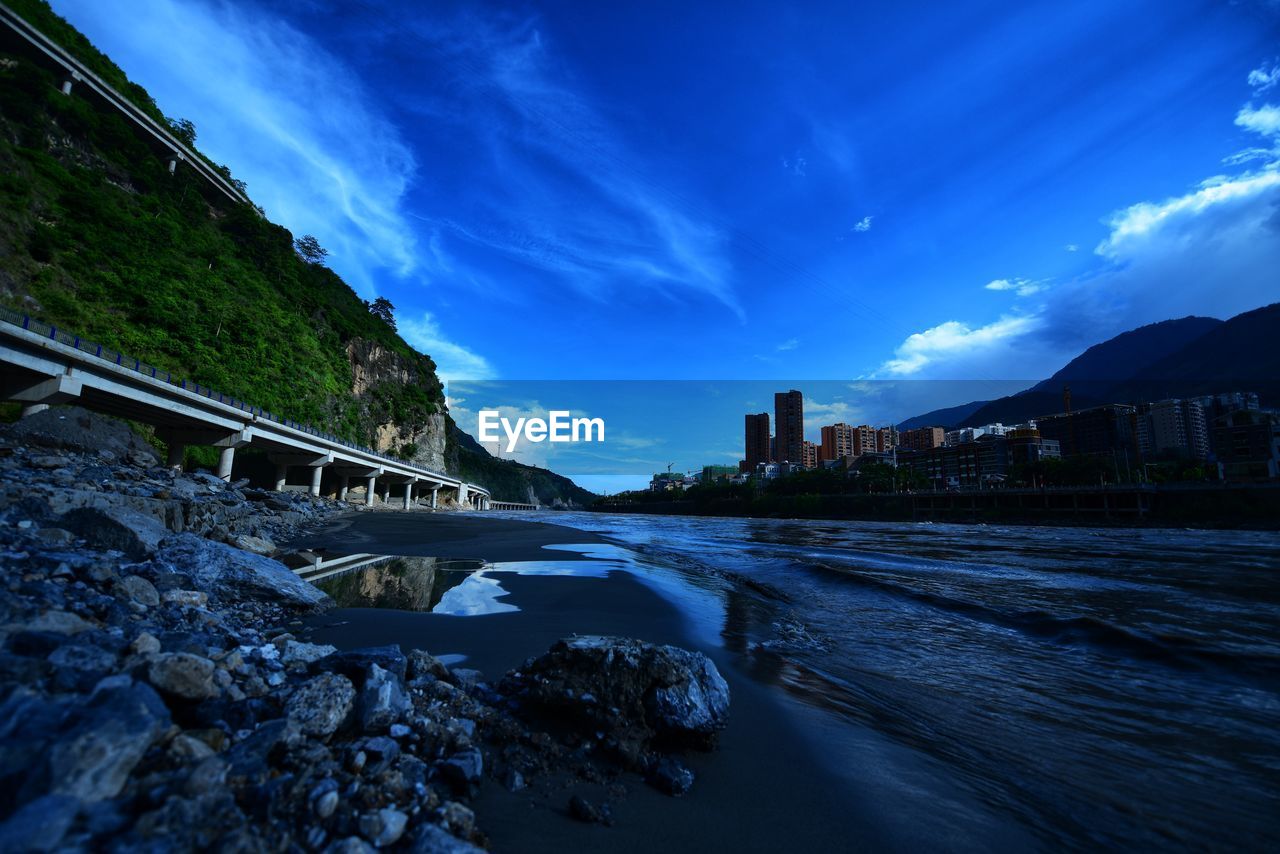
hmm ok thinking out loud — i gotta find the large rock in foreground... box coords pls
[501,636,730,763]
[151,533,331,611]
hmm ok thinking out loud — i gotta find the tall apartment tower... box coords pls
[801,440,820,468]
[853,425,878,456]
[774,390,804,464]
[745,412,771,470]
[820,423,855,461]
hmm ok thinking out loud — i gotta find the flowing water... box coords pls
[314,513,1280,849]
[477,513,1280,849]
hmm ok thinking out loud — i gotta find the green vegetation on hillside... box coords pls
[0,37,443,446]
[0,0,596,504]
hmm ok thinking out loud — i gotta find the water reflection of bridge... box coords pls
[292,553,395,584]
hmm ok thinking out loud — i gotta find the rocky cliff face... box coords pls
[345,339,448,472]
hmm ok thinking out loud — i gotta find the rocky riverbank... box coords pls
[0,409,729,851]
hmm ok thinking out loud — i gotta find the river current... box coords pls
[458,513,1280,849]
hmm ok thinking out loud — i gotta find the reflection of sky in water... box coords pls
[431,546,620,616]
[432,570,519,616]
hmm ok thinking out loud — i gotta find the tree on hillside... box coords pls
[294,234,328,265]
[167,117,196,146]
[369,296,397,331]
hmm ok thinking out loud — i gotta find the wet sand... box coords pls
[298,511,885,853]
[296,511,607,562]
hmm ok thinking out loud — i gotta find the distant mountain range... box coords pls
[898,303,1279,430]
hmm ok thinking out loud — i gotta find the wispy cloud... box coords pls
[782,153,808,176]
[398,11,740,318]
[984,277,1045,297]
[1064,244,1079,252]
[1247,60,1280,93]
[53,0,421,298]
[398,312,495,382]
[852,215,874,232]
[776,338,800,351]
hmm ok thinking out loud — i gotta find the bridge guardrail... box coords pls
[0,306,481,491]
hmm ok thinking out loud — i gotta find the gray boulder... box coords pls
[151,533,331,611]
[502,636,730,762]
[61,506,169,560]
[4,406,156,460]
[0,793,81,852]
[42,681,171,802]
[405,823,486,854]
[287,673,355,738]
[359,663,412,732]
[147,653,218,701]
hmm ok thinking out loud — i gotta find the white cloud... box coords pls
[803,398,864,435]
[1064,244,1079,252]
[776,338,800,351]
[880,315,1041,376]
[1235,103,1280,138]
[398,313,495,383]
[984,277,1045,297]
[1248,61,1280,93]
[1096,171,1280,258]
[852,215,874,232]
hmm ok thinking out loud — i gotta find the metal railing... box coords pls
[0,306,479,490]
[0,1,252,208]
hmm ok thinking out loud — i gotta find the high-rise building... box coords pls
[900,426,945,450]
[875,427,898,453]
[820,423,855,461]
[774,390,804,464]
[744,413,771,470]
[853,425,877,456]
[1037,404,1137,459]
[801,440,820,469]
[1137,399,1209,460]
[1213,410,1280,479]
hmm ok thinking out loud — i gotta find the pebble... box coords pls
[147,652,218,700]
[358,808,408,848]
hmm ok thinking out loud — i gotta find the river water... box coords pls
[446,512,1280,849]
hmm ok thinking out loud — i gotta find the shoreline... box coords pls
[590,481,1280,531]
[3,408,871,851]
[297,530,892,852]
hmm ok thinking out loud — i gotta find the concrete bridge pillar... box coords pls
[403,482,414,510]
[310,465,324,497]
[217,447,235,481]
[167,442,186,469]
[274,464,288,492]
[431,488,438,509]
[381,483,391,504]
[338,476,349,502]
[366,476,377,506]
[60,78,73,96]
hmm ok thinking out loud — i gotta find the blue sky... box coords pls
[48,0,1280,490]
